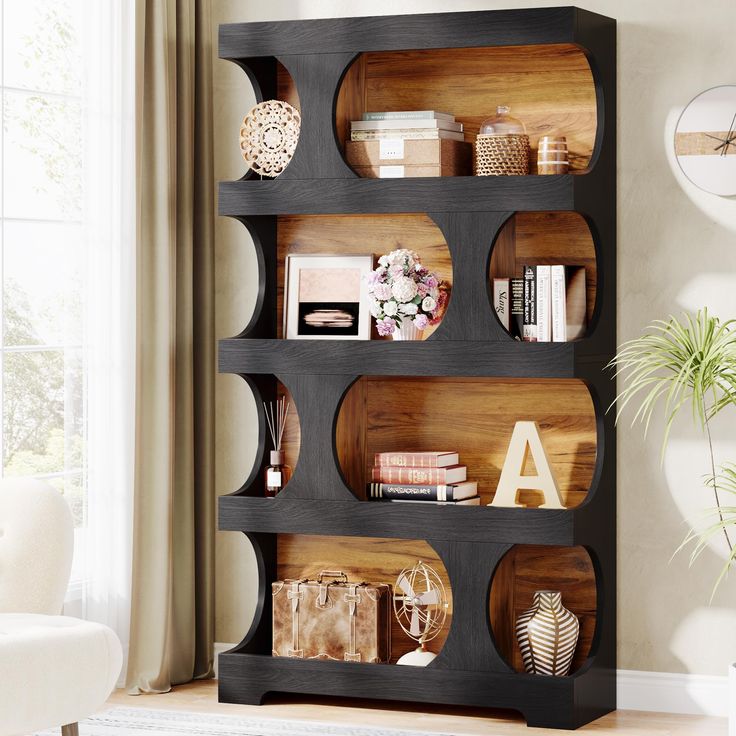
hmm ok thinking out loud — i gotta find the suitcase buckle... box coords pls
[344,652,362,662]
[287,649,304,658]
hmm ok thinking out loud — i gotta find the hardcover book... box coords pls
[493,278,510,330]
[374,451,459,468]
[510,277,525,339]
[351,119,463,132]
[383,496,481,506]
[362,110,455,121]
[535,265,551,342]
[368,481,478,501]
[551,265,587,342]
[522,265,537,342]
[370,464,467,484]
[350,129,465,142]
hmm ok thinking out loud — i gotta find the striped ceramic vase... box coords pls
[515,590,579,676]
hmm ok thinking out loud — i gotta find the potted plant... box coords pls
[611,310,736,725]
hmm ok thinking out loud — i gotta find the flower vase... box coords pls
[515,590,579,676]
[392,321,424,341]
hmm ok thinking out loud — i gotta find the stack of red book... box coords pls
[367,451,480,505]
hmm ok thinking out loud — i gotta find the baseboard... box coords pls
[617,669,728,717]
[213,643,728,717]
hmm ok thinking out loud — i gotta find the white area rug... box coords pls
[35,707,458,736]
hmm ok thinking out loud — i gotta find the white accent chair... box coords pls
[0,479,123,736]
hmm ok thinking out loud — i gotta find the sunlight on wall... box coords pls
[671,607,736,673]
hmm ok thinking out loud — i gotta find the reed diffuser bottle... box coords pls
[263,396,291,497]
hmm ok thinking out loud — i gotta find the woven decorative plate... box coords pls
[239,100,301,177]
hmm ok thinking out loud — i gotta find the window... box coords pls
[2,1,86,589]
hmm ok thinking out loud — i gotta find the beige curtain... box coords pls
[127,0,215,693]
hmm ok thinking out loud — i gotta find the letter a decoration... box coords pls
[490,421,565,509]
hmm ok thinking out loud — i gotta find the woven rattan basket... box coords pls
[474,133,530,176]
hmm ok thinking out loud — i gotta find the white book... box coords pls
[551,265,567,342]
[535,265,551,342]
[362,110,455,121]
[351,119,463,132]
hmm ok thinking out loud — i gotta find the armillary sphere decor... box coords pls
[240,99,301,177]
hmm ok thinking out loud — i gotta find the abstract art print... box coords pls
[284,254,373,340]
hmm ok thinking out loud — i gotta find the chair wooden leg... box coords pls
[61,724,79,736]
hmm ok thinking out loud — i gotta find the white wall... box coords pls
[212,0,736,676]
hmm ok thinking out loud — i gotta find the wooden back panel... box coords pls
[490,545,596,673]
[490,212,597,325]
[335,44,596,173]
[336,376,596,508]
[277,534,451,664]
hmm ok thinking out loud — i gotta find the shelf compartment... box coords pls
[490,212,597,338]
[218,495,574,545]
[336,376,596,509]
[219,339,579,377]
[336,44,596,177]
[274,214,451,340]
[276,534,452,664]
[489,545,596,675]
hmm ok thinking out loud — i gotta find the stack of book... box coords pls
[367,451,480,506]
[350,111,465,142]
[344,110,472,178]
[493,265,587,342]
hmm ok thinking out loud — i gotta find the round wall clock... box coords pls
[674,85,736,196]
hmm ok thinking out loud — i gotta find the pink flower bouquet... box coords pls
[366,249,443,337]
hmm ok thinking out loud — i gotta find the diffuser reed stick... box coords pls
[263,396,291,497]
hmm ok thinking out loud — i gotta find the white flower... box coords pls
[369,299,382,318]
[391,276,418,303]
[422,296,436,312]
[383,300,399,316]
[378,255,390,267]
[372,283,391,301]
[399,302,418,315]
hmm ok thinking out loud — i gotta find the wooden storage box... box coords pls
[345,139,472,177]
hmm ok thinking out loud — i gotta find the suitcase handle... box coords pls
[317,570,348,583]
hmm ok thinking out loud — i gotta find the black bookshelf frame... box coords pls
[216,7,616,730]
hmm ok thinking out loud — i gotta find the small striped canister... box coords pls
[515,590,580,676]
[537,136,569,175]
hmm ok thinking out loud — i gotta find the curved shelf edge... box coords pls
[218,338,579,377]
[218,494,575,546]
[218,175,575,216]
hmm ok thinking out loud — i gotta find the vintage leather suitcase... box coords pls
[272,570,391,663]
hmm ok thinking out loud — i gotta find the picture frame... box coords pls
[283,254,374,340]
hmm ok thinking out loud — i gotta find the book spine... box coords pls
[374,452,446,467]
[370,466,458,484]
[493,278,510,331]
[522,266,537,342]
[368,483,459,501]
[362,111,454,121]
[536,265,551,342]
[551,265,567,343]
[510,277,524,339]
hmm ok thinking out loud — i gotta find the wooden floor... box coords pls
[108,679,727,735]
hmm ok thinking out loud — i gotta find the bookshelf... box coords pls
[217,7,616,729]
